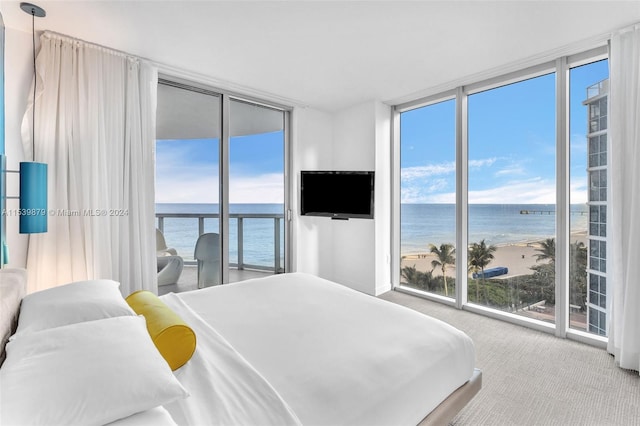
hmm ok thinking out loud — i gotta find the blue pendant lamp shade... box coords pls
[19,161,47,233]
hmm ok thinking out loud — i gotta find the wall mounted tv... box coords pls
[300,171,374,219]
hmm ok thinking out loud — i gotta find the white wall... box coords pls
[295,100,391,295]
[291,107,334,277]
[3,27,32,268]
[373,101,392,295]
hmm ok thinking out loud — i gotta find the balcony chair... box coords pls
[194,232,220,288]
[156,228,178,256]
[156,228,183,286]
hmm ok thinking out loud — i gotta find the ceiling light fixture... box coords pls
[18,2,47,234]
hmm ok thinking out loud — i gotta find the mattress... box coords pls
[162,272,476,426]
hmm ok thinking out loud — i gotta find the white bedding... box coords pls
[106,407,178,426]
[161,294,301,426]
[162,272,475,426]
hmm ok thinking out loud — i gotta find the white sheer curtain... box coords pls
[608,23,640,373]
[21,32,158,296]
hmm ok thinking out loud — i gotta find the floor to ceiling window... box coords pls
[155,79,290,287]
[394,46,609,345]
[568,58,609,336]
[399,98,456,299]
[467,73,556,323]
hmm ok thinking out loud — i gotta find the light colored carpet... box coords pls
[379,290,640,426]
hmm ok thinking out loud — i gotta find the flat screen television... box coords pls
[300,171,374,219]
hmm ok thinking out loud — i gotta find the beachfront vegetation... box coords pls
[429,243,455,297]
[468,240,497,303]
[401,265,456,295]
[401,238,588,314]
[534,238,556,263]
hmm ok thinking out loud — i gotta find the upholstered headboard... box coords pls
[0,268,27,365]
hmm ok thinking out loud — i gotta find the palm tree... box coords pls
[535,238,556,263]
[569,240,588,309]
[468,239,497,302]
[401,265,421,285]
[429,243,455,297]
[401,265,435,291]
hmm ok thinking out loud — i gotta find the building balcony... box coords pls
[156,211,284,294]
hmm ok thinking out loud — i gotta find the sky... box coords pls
[400,59,609,205]
[155,131,285,204]
[156,60,608,206]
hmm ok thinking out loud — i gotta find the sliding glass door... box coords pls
[155,81,222,290]
[155,81,289,289]
[228,99,286,283]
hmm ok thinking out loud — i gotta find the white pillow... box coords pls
[0,315,189,425]
[13,279,135,337]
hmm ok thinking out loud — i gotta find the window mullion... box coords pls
[555,57,570,338]
[456,87,468,309]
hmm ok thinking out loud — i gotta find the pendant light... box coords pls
[19,2,47,234]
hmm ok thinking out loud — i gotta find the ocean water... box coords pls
[156,203,284,266]
[401,203,588,255]
[156,203,588,262]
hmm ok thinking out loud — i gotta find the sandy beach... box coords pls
[401,231,587,278]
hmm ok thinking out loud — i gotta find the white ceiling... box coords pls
[2,1,640,112]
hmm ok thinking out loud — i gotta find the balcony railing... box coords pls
[156,212,285,273]
[586,79,609,100]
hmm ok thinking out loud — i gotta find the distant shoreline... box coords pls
[401,231,587,278]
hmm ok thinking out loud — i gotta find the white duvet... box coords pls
[162,272,475,426]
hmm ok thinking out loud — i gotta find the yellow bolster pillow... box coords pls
[125,290,196,371]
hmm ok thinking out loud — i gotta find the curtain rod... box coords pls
[40,30,306,109]
[42,30,143,62]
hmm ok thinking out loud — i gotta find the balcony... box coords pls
[585,79,609,100]
[156,211,284,292]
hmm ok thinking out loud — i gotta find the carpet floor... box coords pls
[379,290,640,426]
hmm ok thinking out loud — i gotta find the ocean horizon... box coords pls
[155,203,587,261]
[401,203,587,255]
[156,203,285,265]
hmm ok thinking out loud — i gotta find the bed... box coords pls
[0,268,481,425]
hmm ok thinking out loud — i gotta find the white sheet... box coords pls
[106,407,178,426]
[165,272,476,426]
[161,294,302,426]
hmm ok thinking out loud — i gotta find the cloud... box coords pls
[156,170,219,203]
[400,157,498,203]
[469,158,497,169]
[229,173,284,204]
[570,181,588,204]
[155,140,284,204]
[494,165,526,177]
[401,162,455,180]
[469,178,556,204]
[570,133,588,153]
[156,169,284,204]
[404,177,590,205]
[400,178,451,203]
[401,157,496,181]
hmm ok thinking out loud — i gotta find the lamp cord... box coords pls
[31,9,36,162]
